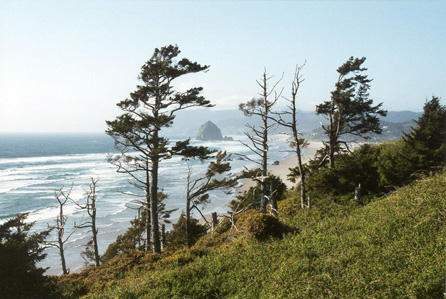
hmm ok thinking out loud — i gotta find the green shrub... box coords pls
[165,212,207,250]
[376,139,417,187]
[235,209,283,240]
[277,196,299,216]
[307,144,382,199]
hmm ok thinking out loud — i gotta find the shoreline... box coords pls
[197,140,323,225]
[236,141,323,195]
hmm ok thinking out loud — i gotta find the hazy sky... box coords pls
[0,1,445,133]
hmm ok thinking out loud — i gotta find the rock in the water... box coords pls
[196,121,233,141]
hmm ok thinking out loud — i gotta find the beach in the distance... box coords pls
[236,140,323,195]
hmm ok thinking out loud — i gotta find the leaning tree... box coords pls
[316,57,387,168]
[106,45,213,253]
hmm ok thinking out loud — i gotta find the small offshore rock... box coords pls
[196,121,232,141]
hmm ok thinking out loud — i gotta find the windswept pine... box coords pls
[106,45,214,253]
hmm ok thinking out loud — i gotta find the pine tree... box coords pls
[0,213,52,298]
[316,57,387,168]
[404,96,446,170]
[106,45,213,253]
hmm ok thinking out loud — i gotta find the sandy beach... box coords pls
[196,139,323,225]
[236,139,324,195]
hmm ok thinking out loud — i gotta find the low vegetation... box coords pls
[51,171,445,298]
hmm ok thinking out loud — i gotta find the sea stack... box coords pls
[196,121,233,141]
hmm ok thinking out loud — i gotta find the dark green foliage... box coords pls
[316,56,386,168]
[187,151,237,211]
[404,95,446,170]
[307,97,446,199]
[0,213,55,298]
[235,209,284,240]
[230,174,287,211]
[376,96,446,188]
[165,213,207,250]
[306,144,381,200]
[376,139,418,187]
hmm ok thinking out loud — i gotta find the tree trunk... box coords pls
[91,211,100,267]
[145,160,151,252]
[328,112,335,169]
[58,235,68,275]
[161,224,166,250]
[185,196,191,248]
[328,138,335,169]
[292,122,306,209]
[270,183,278,217]
[150,158,161,253]
[260,96,268,214]
[211,212,218,231]
[354,183,362,204]
[57,204,68,275]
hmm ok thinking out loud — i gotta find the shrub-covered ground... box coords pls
[56,171,446,298]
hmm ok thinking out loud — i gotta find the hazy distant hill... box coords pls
[165,108,422,140]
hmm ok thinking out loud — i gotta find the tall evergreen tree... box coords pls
[0,213,52,298]
[106,45,213,253]
[316,57,387,168]
[404,96,446,170]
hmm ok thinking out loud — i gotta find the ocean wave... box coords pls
[0,152,110,166]
[26,203,79,223]
[0,179,60,194]
[109,202,129,216]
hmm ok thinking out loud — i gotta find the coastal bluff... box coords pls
[196,121,233,141]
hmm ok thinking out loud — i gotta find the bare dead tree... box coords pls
[272,63,309,209]
[72,178,100,267]
[185,151,237,247]
[46,185,77,275]
[239,70,283,214]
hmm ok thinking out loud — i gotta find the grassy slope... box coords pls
[82,172,445,298]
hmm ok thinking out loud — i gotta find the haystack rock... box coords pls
[196,121,233,141]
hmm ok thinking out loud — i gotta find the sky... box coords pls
[0,1,445,133]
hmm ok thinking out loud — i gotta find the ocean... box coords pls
[0,133,290,275]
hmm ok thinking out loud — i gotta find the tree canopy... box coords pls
[316,56,387,168]
[106,45,214,253]
[0,213,53,298]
